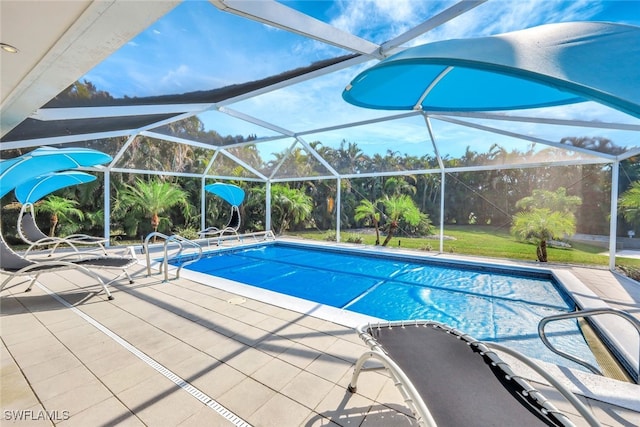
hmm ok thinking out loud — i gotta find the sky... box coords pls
[82,0,640,161]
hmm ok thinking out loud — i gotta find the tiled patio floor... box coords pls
[1,244,639,426]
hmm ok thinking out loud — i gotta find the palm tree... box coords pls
[618,180,640,229]
[354,199,381,245]
[383,176,417,197]
[511,208,576,262]
[380,195,423,246]
[114,178,190,240]
[35,195,84,237]
[511,187,582,262]
[515,187,582,213]
[270,184,313,235]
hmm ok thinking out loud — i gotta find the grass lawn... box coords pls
[287,225,640,271]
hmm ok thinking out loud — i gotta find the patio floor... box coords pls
[1,242,640,426]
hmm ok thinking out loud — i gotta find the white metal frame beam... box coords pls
[210,0,382,57]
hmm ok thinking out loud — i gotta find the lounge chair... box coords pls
[0,229,137,300]
[198,204,241,242]
[199,183,244,243]
[348,320,601,427]
[18,202,108,258]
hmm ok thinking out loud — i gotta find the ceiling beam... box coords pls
[210,0,382,57]
[0,0,180,138]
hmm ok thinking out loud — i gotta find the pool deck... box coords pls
[1,238,639,426]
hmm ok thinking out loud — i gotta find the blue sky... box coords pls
[83,0,640,160]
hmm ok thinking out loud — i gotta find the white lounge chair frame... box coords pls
[1,229,137,300]
[18,203,108,258]
[198,204,241,243]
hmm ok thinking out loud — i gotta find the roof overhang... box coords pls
[0,0,180,139]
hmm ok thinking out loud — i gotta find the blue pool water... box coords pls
[172,243,598,370]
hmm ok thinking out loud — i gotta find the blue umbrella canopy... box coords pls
[343,22,640,118]
[205,183,245,206]
[15,171,97,204]
[0,147,111,198]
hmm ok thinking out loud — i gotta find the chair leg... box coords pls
[91,272,113,300]
[25,275,39,292]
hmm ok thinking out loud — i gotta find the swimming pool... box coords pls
[170,241,598,371]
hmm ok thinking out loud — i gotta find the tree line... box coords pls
[2,80,639,254]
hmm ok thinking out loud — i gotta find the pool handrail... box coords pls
[538,308,640,384]
[143,232,203,281]
[201,229,276,248]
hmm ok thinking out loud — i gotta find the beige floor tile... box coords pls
[252,357,302,391]
[301,331,339,353]
[249,393,311,427]
[277,342,320,370]
[375,378,413,416]
[254,333,296,358]
[43,316,90,334]
[324,338,367,364]
[4,335,66,368]
[230,322,270,346]
[116,376,202,426]
[54,327,112,353]
[301,412,342,427]
[256,315,293,334]
[1,323,53,347]
[58,396,144,427]
[280,371,335,410]
[314,384,375,427]
[20,353,82,384]
[276,322,314,342]
[177,405,239,426]
[189,361,246,399]
[305,353,353,384]
[32,307,77,326]
[82,348,142,378]
[40,381,113,420]
[0,347,21,379]
[338,367,389,403]
[68,336,127,363]
[148,340,199,367]
[0,370,42,411]
[99,359,159,394]
[217,377,276,420]
[170,351,222,381]
[225,347,274,376]
[30,365,99,402]
[0,295,28,315]
[184,331,243,358]
[235,306,271,326]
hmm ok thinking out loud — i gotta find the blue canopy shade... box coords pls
[0,147,111,198]
[343,22,640,118]
[15,171,97,204]
[205,183,245,206]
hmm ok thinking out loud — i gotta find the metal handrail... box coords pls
[246,230,276,242]
[538,308,640,384]
[163,234,202,281]
[205,229,276,247]
[144,232,171,277]
[143,232,202,281]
